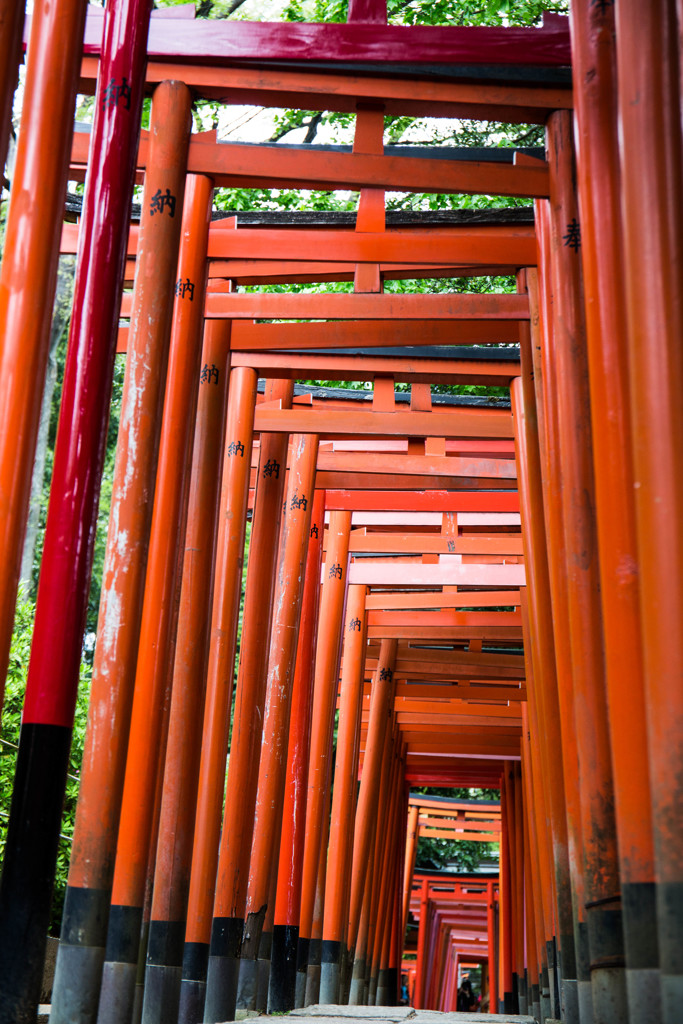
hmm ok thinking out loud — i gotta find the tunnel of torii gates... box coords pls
[0,1,680,1024]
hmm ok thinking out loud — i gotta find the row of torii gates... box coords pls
[0,2,679,1024]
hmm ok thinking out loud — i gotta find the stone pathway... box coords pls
[37,1001,540,1023]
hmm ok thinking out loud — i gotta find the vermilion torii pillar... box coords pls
[570,1,660,1020]
[268,491,325,1013]
[141,320,231,1024]
[0,0,88,708]
[320,583,368,1003]
[97,171,213,1024]
[237,432,320,1008]
[204,379,294,1024]
[0,2,152,1020]
[295,509,352,1003]
[545,110,627,1023]
[615,1,683,1018]
[178,366,258,1024]
[49,79,193,1024]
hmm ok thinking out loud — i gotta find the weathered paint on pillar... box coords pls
[0,3,151,1020]
[97,172,214,1024]
[50,80,193,1024]
[178,365,258,1024]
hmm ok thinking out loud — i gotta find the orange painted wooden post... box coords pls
[414,877,429,1009]
[544,109,627,1023]
[141,320,231,1024]
[615,1,683,1018]
[348,718,392,1006]
[0,0,24,188]
[269,490,325,1012]
[402,803,420,942]
[237,432,320,1008]
[178,365,258,1024]
[97,172,213,1024]
[347,639,398,959]
[570,4,659,1020]
[305,778,333,1006]
[296,509,352,997]
[204,379,294,1024]
[320,583,368,1003]
[0,0,88,703]
[533,209,593,1024]
[49,80,193,1024]
[512,329,577,1019]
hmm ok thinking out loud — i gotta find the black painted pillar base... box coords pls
[320,938,342,1003]
[587,898,628,1024]
[50,885,111,1024]
[140,918,185,1024]
[304,936,321,1005]
[203,916,243,1024]
[0,723,72,1024]
[178,940,208,1024]
[518,969,528,1014]
[348,955,365,1005]
[268,924,298,1011]
[97,904,144,1024]
[576,920,594,1024]
[295,935,309,1008]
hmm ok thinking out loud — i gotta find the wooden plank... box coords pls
[205,289,529,321]
[229,350,520,386]
[77,10,571,67]
[204,225,537,265]
[326,492,519,511]
[254,406,514,440]
[230,320,521,349]
[348,561,525,586]
[71,131,549,197]
[78,56,572,123]
[364,590,521,609]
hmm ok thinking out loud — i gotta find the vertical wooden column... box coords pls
[203,380,294,1024]
[487,882,497,1012]
[295,509,352,997]
[0,4,152,1020]
[413,879,429,1009]
[402,803,420,943]
[237,433,320,1008]
[268,492,324,1012]
[615,1,683,1019]
[0,0,24,184]
[49,80,193,1024]
[512,321,578,1022]
[178,365,258,1024]
[0,0,87,703]
[97,171,213,1024]
[347,638,398,960]
[533,207,593,1024]
[320,583,368,1003]
[140,321,231,1024]
[545,109,627,1023]
[570,2,660,1019]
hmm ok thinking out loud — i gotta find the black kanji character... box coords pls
[175,277,195,301]
[328,563,343,580]
[563,218,581,252]
[379,667,393,682]
[447,539,456,552]
[227,440,245,457]
[263,459,280,478]
[310,524,319,539]
[150,188,176,218]
[349,617,362,632]
[102,76,132,111]
[200,363,220,385]
[290,491,308,511]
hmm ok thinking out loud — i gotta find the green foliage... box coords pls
[413,787,500,873]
